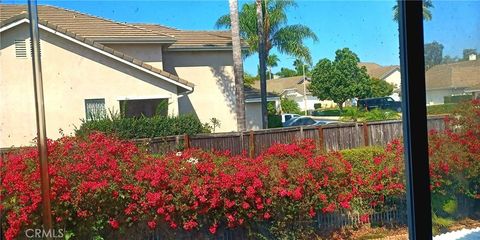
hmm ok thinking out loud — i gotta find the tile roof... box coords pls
[133,24,235,49]
[0,5,175,42]
[0,7,194,91]
[426,59,480,90]
[244,86,279,100]
[252,76,311,96]
[358,62,400,79]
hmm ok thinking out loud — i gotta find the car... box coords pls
[281,113,301,124]
[313,120,337,126]
[357,97,402,112]
[283,116,317,127]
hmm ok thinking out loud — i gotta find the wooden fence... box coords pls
[135,116,447,157]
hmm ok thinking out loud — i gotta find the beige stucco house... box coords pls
[0,4,247,147]
[425,57,480,105]
[359,62,401,101]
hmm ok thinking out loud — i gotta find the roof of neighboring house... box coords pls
[358,62,400,80]
[252,76,311,96]
[133,24,236,50]
[0,10,194,91]
[426,59,480,90]
[244,86,279,101]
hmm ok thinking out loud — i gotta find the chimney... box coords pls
[469,53,477,61]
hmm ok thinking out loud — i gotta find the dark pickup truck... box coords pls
[357,97,402,112]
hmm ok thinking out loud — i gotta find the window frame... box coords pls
[84,98,106,121]
[398,1,433,239]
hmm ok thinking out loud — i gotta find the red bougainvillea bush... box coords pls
[1,100,479,240]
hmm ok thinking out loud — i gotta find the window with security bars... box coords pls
[84,99,106,121]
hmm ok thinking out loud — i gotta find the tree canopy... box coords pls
[215,0,318,63]
[425,41,444,70]
[309,48,372,110]
[393,0,434,22]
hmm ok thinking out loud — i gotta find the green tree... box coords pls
[267,54,280,79]
[393,0,434,22]
[442,55,460,64]
[293,58,310,76]
[244,72,259,86]
[369,78,395,98]
[309,48,371,110]
[280,97,301,114]
[215,0,318,63]
[424,41,444,70]
[276,67,297,78]
[463,48,477,60]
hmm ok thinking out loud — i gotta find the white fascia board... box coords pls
[1,19,193,92]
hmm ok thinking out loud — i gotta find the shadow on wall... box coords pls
[210,66,236,115]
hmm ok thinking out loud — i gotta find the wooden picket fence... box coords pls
[134,115,447,157]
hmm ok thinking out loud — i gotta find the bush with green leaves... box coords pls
[280,97,301,114]
[340,108,400,122]
[75,113,210,139]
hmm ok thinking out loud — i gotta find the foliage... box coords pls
[427,103,458,115]
[75,113,209,139]
[2,101,480,240]
[313,103,322,109]
[275,67,298,78]
[340,108,400,122]
[268,115,282,128]
[368,78,395,98]
[280,97,301,114]
[215,0,318,63]
[444,94,473,104]
[424,41,444,70]
[293,59,310,76]
[442,55,461,64]
[393,0,434,22]
[209,118,221,133]
[244,72,259,87]
[312,108,341,116]
[309,48,372,110]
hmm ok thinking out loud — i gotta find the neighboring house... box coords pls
[244,87,280,130]
[359,62,401,101]
[425,57,480,105]
[252,76,336,112]
[0,4,245,147]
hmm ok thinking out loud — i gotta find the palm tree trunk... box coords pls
[256,0,268,128]
[229,0,246,131]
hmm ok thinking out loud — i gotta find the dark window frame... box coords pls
[398,1,433,239]
[84,98,106,121]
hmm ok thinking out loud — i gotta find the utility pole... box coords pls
[256,0,268,128]
[28,0,53,233]
[303,64,307,115]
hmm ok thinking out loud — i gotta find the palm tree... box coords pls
[215,0,318,64]
[393,0,434,22]
[267,54,279,79]
[229,0,246,131]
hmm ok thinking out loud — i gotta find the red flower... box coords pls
[108,219,119,230]
[209,223,218,234]
[360,214,369,223]
[263,212,271,220]
[147,220,157,230]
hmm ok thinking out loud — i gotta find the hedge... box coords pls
[75,114,209,139]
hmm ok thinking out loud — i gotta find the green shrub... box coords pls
[281,97,302,114]
[268,115,282,128]
[363,109,400,121]
[444,94,472,104]
[313,103,322,109]
[427,103,457,115]
[312,108,341,116]
[75,113,209,139]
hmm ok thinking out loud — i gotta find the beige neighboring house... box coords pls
[359,62,401,101]
[252,76,336,112]
[425,57,480,105]
[244,87,280,130]
[0,4,245,147]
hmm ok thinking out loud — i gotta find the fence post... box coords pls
[239,132,244,155]
[299,126,304,139]
[317,126,325,152]
[183,134,190,149]
[363,122,369,146]
[249,130,255,158]
[175,135,180,149]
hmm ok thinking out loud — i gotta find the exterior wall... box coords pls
[0,24,179,147]
[383,70,402,101]
[291,95,336,111]
[163,50,238,132]
[104,43,164,69]
[426,88,465,105]
[245,102,262,130]
[384,70,401,89]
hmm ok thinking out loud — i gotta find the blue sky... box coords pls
[5,0,480,74]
